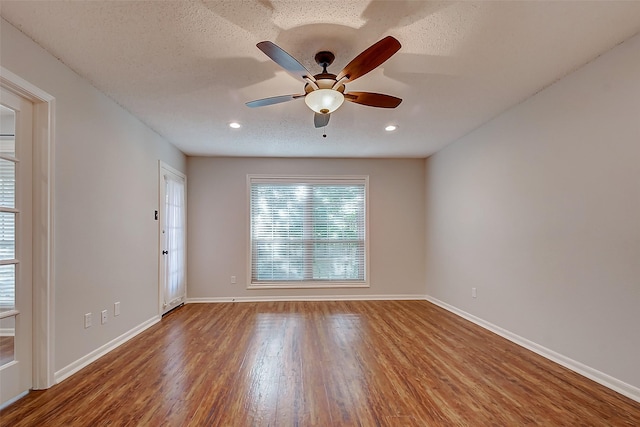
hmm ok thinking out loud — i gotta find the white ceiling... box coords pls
[2,1,640,158]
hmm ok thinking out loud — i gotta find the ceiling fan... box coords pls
[246,36,402,128]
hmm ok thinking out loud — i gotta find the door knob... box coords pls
[162,250,168,255]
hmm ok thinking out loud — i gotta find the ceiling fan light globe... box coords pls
[305,89,344,114]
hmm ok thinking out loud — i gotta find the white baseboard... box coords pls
[425,295,640,403]
[187,294,425,303]
[54,315,161,384]
[0,391,28,411]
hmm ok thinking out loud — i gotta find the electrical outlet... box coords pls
[472,287,477,298]
[101,310,108,324]
[231,276,237,284]
[84,313,92,328]
[114,301,121,316]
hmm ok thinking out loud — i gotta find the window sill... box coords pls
[247,282,370,290]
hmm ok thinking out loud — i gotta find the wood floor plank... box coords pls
[1,300,638,426]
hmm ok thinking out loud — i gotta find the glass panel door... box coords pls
[159,164,186,315]
[0,88,33,405]
[0,104,17,366]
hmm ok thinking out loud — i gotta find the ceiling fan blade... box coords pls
[246,94,304,108]
[314,113,330,128]
[345,92,402,108]
[257,41,314,82]
[336,36,401,83]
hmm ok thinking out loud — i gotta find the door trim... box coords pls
[1,67,55,389]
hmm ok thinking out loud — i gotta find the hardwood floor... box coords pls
[1,300,638,426]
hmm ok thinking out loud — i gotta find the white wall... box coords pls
[1,19,186,373]
[425,33,640,391]
[188,157,425,299]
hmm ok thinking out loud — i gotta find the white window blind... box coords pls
[250,176,367,285]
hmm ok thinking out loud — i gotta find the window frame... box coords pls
[247,175,370,289]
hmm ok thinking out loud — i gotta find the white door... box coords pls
[0,88,33,405]
[159,163,186,315]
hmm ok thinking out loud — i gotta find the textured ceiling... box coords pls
[1,1,640,158]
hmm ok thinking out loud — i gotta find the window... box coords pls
[249,175,368,288]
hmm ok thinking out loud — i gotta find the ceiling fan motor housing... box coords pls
[304,50,346,100]
[304,74,345,93]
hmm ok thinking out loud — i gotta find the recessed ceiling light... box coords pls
[229,122,241,129]
[385,125,398,132]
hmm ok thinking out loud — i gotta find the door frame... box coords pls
[1,67,55,391]
[158,161,187,316]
